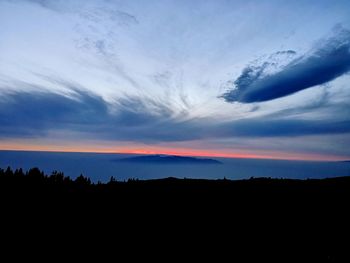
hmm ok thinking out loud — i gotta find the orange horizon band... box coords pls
[0,144,348,162]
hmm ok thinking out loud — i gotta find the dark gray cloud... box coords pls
[220,86,350,137]
[0,89,108,137]
[221,27,350,103]
[0,86,202,142]
[1,70,350,143]
[1,86,349,142]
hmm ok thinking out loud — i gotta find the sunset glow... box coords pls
[0,140,347,162]
[1,0,350,166]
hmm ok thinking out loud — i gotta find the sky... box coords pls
[0,0,350,161]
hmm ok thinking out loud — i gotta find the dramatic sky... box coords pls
[1,0,350,160]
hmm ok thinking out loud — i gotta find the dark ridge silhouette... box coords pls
[1,165,349,193]
[1,166,349,260]
[114,154,222,164]
[1,166,349,206]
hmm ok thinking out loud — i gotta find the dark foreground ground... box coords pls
[1,167,349,260]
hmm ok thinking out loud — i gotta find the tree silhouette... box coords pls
[75,174,91,186]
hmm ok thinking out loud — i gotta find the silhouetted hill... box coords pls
[1,166,349,202]
[114,154,222,164]
[1,166,349,260]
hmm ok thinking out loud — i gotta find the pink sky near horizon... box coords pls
[0,141,348,162]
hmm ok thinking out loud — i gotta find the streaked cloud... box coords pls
[1,84,349,142]
[0,83,203,142]
[1,0,350,160]
[221,26,350,103]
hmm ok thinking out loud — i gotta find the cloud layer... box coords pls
[1,85,349,142]
[0,86,204,142]
[1,1,350,159]
[221,27,350,103]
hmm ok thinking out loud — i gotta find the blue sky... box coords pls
[0,0,350,160]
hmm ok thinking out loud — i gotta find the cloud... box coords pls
[0,83,203,142]
[22,0,138,24]
[1,84,349,143]
[219,118,350,138]
[0,88,108,137]
[221,27,350,103]
[17,0,65,11]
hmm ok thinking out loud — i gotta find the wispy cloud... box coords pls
[2,1,350,159]
[0,81,203,142]
[1,82,349,142]
[0,87,107,137]
[221,26,350,103]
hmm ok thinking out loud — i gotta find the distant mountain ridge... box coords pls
[114,154,222,164]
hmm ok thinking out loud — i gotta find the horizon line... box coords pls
[0,148,347,162]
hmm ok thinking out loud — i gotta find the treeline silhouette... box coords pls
[1,166,350,218]
[1,166,349,261]
[2,166,350,194]
[0,166,92,187]
[1,165,350,196]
